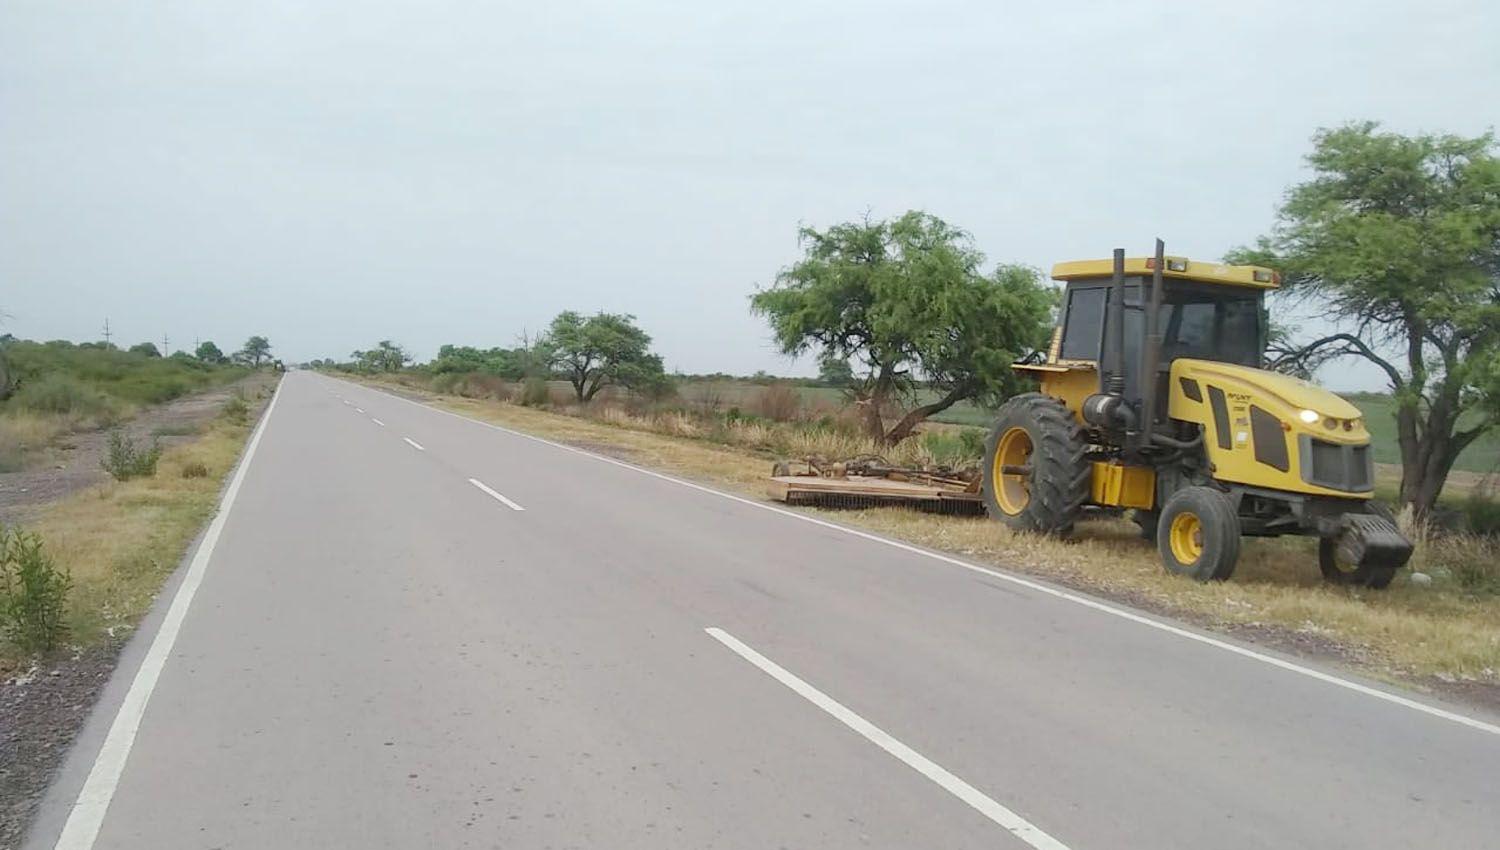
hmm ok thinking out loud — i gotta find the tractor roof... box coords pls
[1051,257,1280,290]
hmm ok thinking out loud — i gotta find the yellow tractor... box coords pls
[983,241,1413,587]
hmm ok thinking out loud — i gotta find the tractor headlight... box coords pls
[1298,409,1321,424]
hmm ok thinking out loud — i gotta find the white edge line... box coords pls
[705,627,1069,850]
[53,378,284,850]
[402,437,424,451]
[371,418,385,427]
[350,380,1500,737]
[467,477,526,511]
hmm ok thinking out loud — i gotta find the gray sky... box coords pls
[2,1,1496,390]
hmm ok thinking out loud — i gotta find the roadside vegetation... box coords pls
[0,383,273,670]
[0,332,277,668]
[0,338,251,472]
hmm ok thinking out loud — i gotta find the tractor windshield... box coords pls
[1124,282,1264,368]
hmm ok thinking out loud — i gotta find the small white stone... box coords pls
[1409,571,1433,587]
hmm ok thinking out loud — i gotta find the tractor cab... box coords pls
[1040,256,1275,404]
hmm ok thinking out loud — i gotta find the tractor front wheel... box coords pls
[1156,487,1241,581]
[982,393,1089,535]
[1318,539,1398,589]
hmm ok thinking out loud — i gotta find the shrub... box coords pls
[10,373,113,417]
[220,394,249,423]
[101,430,161,480]
[519,376,550,407]
[753,384,801,422]
[180,460,209,479]
[0,526,71,653]
[1460,491,1500,536]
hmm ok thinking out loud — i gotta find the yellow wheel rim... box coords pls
[992,426,1032,515]
[1169,512,1204,564]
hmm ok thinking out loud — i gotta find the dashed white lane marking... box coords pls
[342,399,351,405]
[706,627,1069,850]
[355,407,365,414]
[371,418,385,427]
[52,380,284,850]
[402,437,424,451]
[355,379,1500,738]
[467,478,526,511]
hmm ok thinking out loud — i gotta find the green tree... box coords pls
[542,311,667,402]
[236,336,273,368]
[430,344,528,378]
[364,340,409,372]
[816,352,855,387]
[195,341,226,363]
[128,342,161,358]
[1231,123,1500,515]
[751,211,1055,445]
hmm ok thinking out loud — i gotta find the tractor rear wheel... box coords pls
[982,393,1089,535]
[1156,487,1241,581]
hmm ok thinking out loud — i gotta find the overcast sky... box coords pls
[2,1,1496,390]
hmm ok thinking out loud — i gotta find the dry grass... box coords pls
[370,378,1500,689]
[0,411,82,470]
[0,414,255,670]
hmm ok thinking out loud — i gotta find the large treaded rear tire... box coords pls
[982,393,1089,535]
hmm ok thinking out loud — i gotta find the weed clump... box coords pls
[101,430,161,480]
[220,393,249,424]
[0,526,72,653]
[180,460,209,479]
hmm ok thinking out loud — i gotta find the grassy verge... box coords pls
[364,376,1500,692]
[0,384,272,672]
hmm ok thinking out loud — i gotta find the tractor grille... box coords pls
[1300,437,1373,492]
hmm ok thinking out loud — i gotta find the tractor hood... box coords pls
[1172,360,1364,422]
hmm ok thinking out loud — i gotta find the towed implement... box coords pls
[985,242,1412,586]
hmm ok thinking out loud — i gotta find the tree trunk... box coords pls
[858,364,895,444]
[882,386,971,446]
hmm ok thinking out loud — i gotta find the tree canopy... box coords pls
[195,341,226,364]
[1231,122,1500,514]
[751,211,1055,444]
[542,311,668,402]
[128,342,161,358]
[351,340,411,373]
[430,344,531,379]
[236,336,273,368]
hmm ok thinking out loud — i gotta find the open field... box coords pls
[362,374,1500,699]
[1346,392,1500,474]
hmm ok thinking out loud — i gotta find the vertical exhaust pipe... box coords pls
[1107,248,1126,397]
[1136,238,1166,451]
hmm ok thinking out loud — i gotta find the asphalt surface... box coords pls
[25,371,1500,849]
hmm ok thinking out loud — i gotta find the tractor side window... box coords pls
[1060,287,1106,360]
[1161,302,1215,360]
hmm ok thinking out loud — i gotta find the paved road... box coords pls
[26,372,1500,849]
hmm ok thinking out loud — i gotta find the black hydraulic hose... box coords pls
[1149,431,1203,450]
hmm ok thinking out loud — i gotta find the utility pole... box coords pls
[163,333,170,357]
[102,318,112,346]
